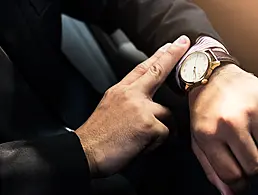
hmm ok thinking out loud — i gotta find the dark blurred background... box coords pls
[194,0,258,75]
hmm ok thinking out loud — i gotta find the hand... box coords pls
[76,35,191,177]
[189,64,258,194]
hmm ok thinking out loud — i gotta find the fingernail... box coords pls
[159,43,172,52]
[175,35,188,45]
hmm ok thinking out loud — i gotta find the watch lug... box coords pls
[211,61,221,70]
[201,79,209,85]
[185,85,190,91]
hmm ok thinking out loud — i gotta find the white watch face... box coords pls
[180,52,209,83]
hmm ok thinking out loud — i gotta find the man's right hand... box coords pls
[76,35,190,177]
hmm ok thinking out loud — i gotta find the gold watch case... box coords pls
[179,50,221,91]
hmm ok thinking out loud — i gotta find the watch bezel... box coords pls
[179,51,212,85]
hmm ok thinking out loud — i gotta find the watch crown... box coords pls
[201,79,208,85]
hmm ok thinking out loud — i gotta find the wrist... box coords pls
[210,64,244,81]
[75,129,98,178]
[189,64,243,102]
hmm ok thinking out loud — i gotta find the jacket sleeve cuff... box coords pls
[31,132,91,194]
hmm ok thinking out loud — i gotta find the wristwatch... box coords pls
[178,48,239,91]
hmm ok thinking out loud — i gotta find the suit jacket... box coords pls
[0,0,221,194]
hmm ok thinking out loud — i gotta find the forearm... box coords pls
[0,132,91,195]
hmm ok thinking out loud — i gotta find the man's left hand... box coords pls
[190,64,258,194]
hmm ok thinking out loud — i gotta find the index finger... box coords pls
[120,43,172,85]
[133,35,190,97]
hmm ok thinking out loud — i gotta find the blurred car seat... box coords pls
[0,46,66,143]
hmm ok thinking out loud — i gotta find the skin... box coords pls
[189,64,258,194]
[75,34,258,195]
[75,36,191,177]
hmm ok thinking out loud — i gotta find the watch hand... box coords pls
[193,66,197,82]
[195,54,198,67]
[194,54,198,82]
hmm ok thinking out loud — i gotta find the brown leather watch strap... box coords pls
[212,50,240,66]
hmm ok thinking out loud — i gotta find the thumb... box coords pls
[133,35,190,97]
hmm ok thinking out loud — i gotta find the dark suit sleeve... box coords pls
[63,0,221,56]
[106,0,222,55]
[0,132,91,195]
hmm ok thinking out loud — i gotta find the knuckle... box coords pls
[219,115,237,129]
[143,120,154,130]
[135,62,149,75]
[120,88,134,102]
[219,109,247,129]
[166,45,185,60]
[158,125,169,137]
[128,100,143,114]
[104,87,116,98]
[140,115,154,130]
[166,46,177,57]
[193,125,217,144]
[149,62,163,78]
[245,159,258,176]
[105,85,132,101]
[222,170,243,185]
[247,104,256,116]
